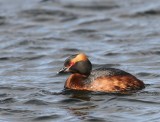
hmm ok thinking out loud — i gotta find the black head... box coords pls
[58,53,92,76]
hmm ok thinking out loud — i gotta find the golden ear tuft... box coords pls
[72,53,88,63]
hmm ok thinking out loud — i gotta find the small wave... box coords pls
[39,37,65,42]
[78,18,110,26]
[63,2,119,10]
[136,91,160,97]
[0,93,8,98]
[134,9,160,17]
[24,99,49,105]
[118,97,160,105]
[137,72,160,77]
[33,114,61,121]
[0,98,16,104]
[59,98,83,103]
[0,57,10,61]
[71,29,96,34]
[61,48,80,52]
[0,55,45,61]
[84,116,106,122]
[121,9,160,18]
[19,8,77,22]
[129,51,160,56]
[0,16,6,25]
[40,90,64,95]
[0,108,32,113]
[104,52,120,56]
[20,9,74,17]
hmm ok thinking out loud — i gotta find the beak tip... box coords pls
[57,71,60,74]
[58,67,68,74]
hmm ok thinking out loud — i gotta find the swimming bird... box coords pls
[58,53,145,93]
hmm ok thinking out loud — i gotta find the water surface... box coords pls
[0,0,160,122]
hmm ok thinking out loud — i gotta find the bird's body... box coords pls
[58,53,145,93]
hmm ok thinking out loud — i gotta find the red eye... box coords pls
[69,62,75,67]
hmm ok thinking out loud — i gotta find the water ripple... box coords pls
[24,99,49,105]
[33,114,61,121]
[0,0,159,122]
[0,98,16,104]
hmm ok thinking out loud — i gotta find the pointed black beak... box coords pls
[57,67,68,74]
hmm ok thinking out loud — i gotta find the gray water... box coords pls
[0,0,160,122]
